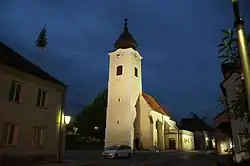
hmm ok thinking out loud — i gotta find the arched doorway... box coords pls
[164,121,170,149]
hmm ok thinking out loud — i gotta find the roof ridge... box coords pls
[0,42,66,87]
[141,92,167,116]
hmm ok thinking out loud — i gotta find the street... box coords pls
[62,150,219,166]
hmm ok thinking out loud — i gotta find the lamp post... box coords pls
[232,0,250,108]
[57,115,71,164]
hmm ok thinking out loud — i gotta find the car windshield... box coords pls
[106,146,120,150]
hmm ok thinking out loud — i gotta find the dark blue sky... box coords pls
[0,0,249,121]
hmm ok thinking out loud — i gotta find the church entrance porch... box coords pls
[164,129,179,150]
[169,139,176,150]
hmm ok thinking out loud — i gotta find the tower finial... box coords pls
[124,18,128,32]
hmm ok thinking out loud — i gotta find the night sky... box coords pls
[0,1,249,121]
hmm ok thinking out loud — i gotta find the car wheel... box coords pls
[127,153,131,158]
[114,153,118,158]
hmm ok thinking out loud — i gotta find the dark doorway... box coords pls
[134,137,139,150]
[169,139,176,150]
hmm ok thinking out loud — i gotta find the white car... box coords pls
[102,145,133,159]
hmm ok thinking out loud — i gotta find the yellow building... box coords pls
[0,42,67,165]
[105,19,194,151]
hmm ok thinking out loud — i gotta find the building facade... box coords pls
[179,116,216,151]
[0,42,66,165]
[105,19,194,151]
[220,63,250,162]
[213,110,232,155]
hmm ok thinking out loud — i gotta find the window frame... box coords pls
[36,88,48,108]
[32,126,44,146]
[8,80,23,104]
[2,123,20,146]
[134,67,138,77]
[116,65,123,76]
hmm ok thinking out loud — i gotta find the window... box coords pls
[8,80,22,103]
[134,67,138,77]
[116,65,123,76]
[36,89,47,108]
[119,145,131,150]
[2,123,20,146]
[32,126,44,146]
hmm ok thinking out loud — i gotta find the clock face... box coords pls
[117,53,122,58]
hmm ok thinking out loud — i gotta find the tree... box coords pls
[35,24,48,49]
[73,89,107,140]
[218,28,250,123]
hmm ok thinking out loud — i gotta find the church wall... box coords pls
[105,48,142,147]
[131,51,142,107]
[149,111,164,149]
[107,48,142,110]
[134,96,141,147]
[136,95,195,151]
[138,95,153,149]
[138,95,183,150]
[150,111,180,150]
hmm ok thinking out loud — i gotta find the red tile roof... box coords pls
[142,92,171,117]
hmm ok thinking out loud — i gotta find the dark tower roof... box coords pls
[114,18,137,50]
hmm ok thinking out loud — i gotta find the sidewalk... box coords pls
[33,160,91,166]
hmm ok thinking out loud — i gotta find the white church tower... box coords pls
[105,19,142,148]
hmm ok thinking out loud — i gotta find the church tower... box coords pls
[105,19,142,148]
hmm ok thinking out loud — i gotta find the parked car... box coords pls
[102,145,133,159]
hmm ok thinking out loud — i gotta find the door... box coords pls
[169,139,176,150]
[118,146,126,156]
[134,137,139,150]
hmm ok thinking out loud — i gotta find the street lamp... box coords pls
[57,115,71,164]
[65,116,71,125]
[232,0,250,108]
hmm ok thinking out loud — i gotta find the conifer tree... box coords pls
[35,25,48,49]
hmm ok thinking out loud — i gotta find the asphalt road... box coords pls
[64,150,218,166]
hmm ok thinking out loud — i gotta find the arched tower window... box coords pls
[116,65,123,76]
